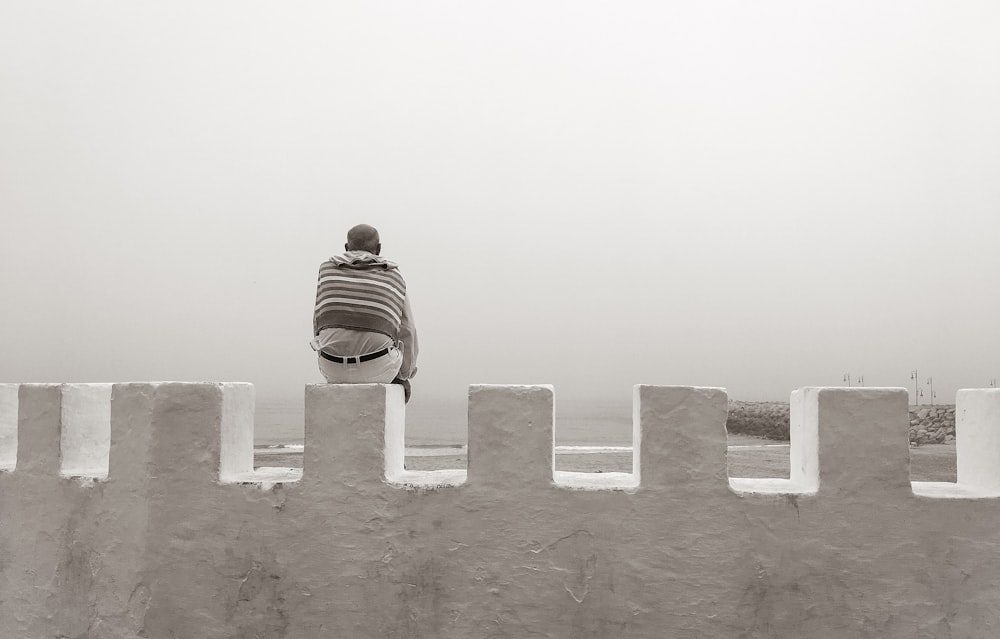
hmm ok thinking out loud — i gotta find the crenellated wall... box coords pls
[1,382,999,638]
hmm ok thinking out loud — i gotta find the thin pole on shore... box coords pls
[911,370,919,405]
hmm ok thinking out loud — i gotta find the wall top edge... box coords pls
[634,384,727,392]
[15,382,253,388]
[13,381,253,386]
[306,383,386,389]
[468,384,555,391]
[114,382,253,389]
[804,386,909,393]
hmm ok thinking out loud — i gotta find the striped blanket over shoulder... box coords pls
[313,251,407,339]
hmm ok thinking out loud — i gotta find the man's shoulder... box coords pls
[323,252,400,270]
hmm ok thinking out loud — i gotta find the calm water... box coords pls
[254,395,635,447]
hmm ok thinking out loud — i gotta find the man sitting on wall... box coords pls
[310,224,418,402]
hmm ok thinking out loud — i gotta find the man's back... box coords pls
[310,224,418,400]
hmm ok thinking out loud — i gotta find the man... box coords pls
[311,224,418,402]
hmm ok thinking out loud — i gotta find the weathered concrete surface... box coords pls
[0,383,16,470]
[468,384,555,489]
[60,383,112,478]
[219,382,255,482]
[956,389,1000,492]
[2,383,1000,638]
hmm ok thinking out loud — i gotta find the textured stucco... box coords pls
[0,383,16,470]
[1,382,1000,638]
[956,389,1000,493]
[60,383,112,478]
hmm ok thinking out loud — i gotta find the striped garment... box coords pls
[313,252,407,339]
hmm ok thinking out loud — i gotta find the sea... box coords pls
[254,395,636,448]
[252,395,798,477]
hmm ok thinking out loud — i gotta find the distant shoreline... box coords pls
[253,437,957,482]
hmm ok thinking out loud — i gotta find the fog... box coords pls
[2,1,998,412]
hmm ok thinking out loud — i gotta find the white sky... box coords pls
[1,1,998,410]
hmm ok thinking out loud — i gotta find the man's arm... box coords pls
[396,293,418,380]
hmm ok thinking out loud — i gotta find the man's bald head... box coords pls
[346,224,381,254]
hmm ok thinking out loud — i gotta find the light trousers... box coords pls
[317,346,403,384]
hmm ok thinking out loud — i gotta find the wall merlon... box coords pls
[788,387,819,493]
[954,388,1000,495]
[60,383,112,479]
[637,385,729,492]
[815,387,911,496]
[16,384,62,476]
[219,382,255,482]
[0,383,17,471]
[467,384,554,490]
[143,383,226,487]
[303,383,404,492]
[109,382,156,486]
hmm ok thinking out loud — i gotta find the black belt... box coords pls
[319,347,391,364]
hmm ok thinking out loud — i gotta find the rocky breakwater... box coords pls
[727,401,791,440]
[909,404,955,446]
[727,401,956,446]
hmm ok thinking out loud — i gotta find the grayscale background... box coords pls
[2,2,997,432]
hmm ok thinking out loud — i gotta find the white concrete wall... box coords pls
[219,382,255,482]
[60,383,112,478]
[468,384,555,488]
[0,383,16,471]
[2,382,1000,639]
[788,386,819,492]
[955,388,1000,493]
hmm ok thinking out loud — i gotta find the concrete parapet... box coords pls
[303,383,405,491]
[955,388,1000,494]
[0,383,17,471]
[60,383,112,478]
[16,384,64,476]
[816,387,911,496]
[637,385,728,493]
[220,382,255,481]
[468,384,554,489]
[2,382,1000,638]
[788,386,818,492]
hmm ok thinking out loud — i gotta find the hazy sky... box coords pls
[2,1,998,410]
